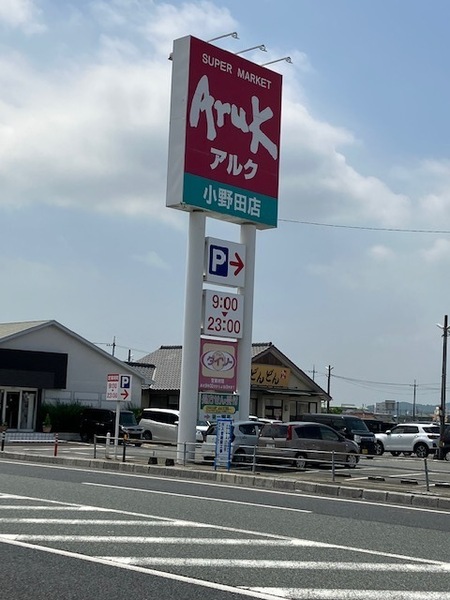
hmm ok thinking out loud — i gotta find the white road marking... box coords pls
[0,519,203,525]
[0,536,313,544]
[0,538,282,600]
[97,558,450,571]
[0,492,448,566]
[246,590,450,599]
[83,481,313,513]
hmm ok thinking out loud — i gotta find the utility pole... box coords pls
[326,365,334,413]
[437,315,448,459]
[412,379,417,421]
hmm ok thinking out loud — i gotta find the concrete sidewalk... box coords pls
[1,444,450,511]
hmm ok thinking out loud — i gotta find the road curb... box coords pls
[1,450,449,510]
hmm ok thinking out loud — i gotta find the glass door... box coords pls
[0,390,37,430]
[5,391,20,429]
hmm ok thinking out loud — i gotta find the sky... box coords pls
[2,0,450,413]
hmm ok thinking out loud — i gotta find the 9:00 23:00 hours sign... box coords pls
[202,289,244,339]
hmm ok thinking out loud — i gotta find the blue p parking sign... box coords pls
[120,375,131,389]
[204,237,246,288]
[209,244,228,277]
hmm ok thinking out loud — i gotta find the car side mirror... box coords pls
[386,430,391,435]
[174,420,179,426]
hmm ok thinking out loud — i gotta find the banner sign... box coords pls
[251,364,290,387]
[198,392,240,423]
[167,35,282,229]
[214,418,233,469]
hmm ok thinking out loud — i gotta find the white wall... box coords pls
[1,324,144,407]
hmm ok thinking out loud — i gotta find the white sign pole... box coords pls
[237,224,256,419]
[178,211,206,463]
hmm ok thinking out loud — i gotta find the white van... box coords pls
[139,408,208,444]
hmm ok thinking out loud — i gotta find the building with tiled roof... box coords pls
[134,342,330,421]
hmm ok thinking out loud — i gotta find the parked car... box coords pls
[197,420,264,464]
[249,415,282,424]
[441,425,450,460]
[362,418,396,434]
[294,413,376,456]
[79,408,143,445]
[138,408,207,444]
[256,421,360,470]
[374,423,440,458]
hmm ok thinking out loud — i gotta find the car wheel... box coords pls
[346,453,358,468]
[444,451,450,461]
[403,452,412,456]
[142,431,152,441]
[293,453,307,470]
[414,443,429,458]
[80,432,90,443]
[390,451,401,457]
[134,442,142,447]
[375,441,384,456]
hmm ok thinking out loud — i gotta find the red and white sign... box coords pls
[199,338,238,392]
[106,373,132,402]
[106,373,119,401]
[166,35,282,229]
[202,289,244,339]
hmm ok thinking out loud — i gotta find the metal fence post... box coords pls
[54,433,58,457]
[424,458,430,492]
[1,431,5,452]
[331,451,336,482]
[122,434,128,462]
[94,435,97,459]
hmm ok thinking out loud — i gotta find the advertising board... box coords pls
[167,35,282,229]
[199,338,238,392]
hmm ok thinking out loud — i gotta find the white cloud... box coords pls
[0,0,45,33]
[280,100,411,227]
[421,238,450,263]
[369,245,394,261]
[133,250,170,270]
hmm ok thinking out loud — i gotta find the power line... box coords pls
[279,218,450,235]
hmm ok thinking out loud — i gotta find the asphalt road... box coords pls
[1,457,449,599]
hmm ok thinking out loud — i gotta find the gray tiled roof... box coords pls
[139,343,273,391]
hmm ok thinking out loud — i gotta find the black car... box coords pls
[439,424,450,460]
[79,408,143,445]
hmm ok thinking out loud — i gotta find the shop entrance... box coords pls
[0,388,37,430]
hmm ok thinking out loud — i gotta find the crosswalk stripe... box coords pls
[0,536,304,544]
[0,518,204,525]
[246,590,450,599]
[96,558,450,571]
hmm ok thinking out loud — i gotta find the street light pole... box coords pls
[437,315,449,460]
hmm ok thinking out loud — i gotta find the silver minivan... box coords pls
[256,421,360,470]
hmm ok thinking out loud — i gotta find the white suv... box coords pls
[197,420,264,464]
[139,408,207,444]
[374,423,440,458]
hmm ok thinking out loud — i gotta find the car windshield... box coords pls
[345,417,370,432]
[119,412,137,426]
